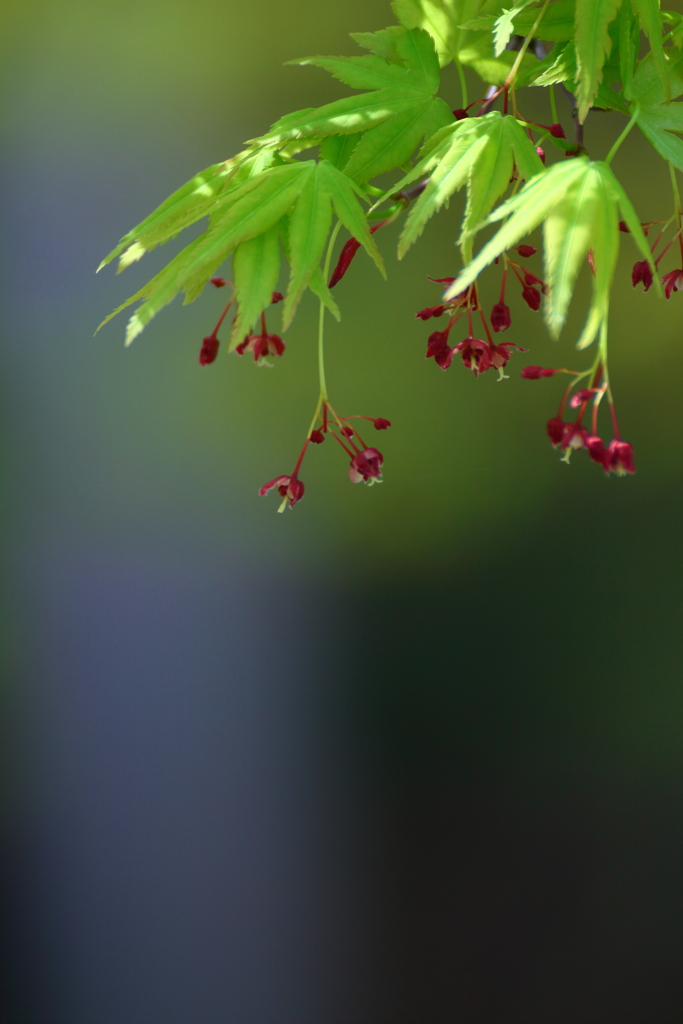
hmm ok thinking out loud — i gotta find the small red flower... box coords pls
[310,429,325,444]
[562,422,588,450]
[349,447,383,484]
[426,330,451,361]
[632,260,653,291]
[199,336,219,365]
[271,291,284,304]
[662,269,683,298]
[585,434,609,471]
[235,332,285,362]
[607,439,635,475]
[521,365,556,379]
[454,337,491,376]
[546,418,566,447]
[453,108,469,120]
[536,146,546,164]
[490,302,511,332]
[550,123,566,139]
[516,245,537,258]
[210,277,226,288]
[489,340,525,373]
[619,221,630,233]
[569,388,600,408]
[416,305,445,320]
[373,418,391,430]
[522,286,541,311]
[259,475,305,508]
[341,426,354,439]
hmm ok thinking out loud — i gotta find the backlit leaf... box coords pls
[282,166,333,329]
[229,224,281,348]
[574,0,622,122]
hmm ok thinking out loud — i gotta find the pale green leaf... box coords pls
[318,160,386,276]
[444,159,589,298]
[514,0,576,39]
[574,0,622,122]
[320,133,363,169]
[493,1,535,58]
[458,30,537,85]
[638,116,683,170]
[618,0,638,96]
[344,97,452,182]
[229,224,281,348]
[395,24,442,91]
[392,0,485,65]
[631,0,670,101]
[289,55,424,93]
[308,265,342,320]
[638,102,683,131]
[575,166,620,349]
[282,166,333,329]
[350,26,408,64]
[98,149,256,271]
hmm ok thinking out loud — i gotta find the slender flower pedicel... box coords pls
[98,0,678,508]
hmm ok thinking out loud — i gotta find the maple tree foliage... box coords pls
[98,0,683,509]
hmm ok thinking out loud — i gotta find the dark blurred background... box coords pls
[1,2,682,1021]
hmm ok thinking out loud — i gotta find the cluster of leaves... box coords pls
[98,0,683,496]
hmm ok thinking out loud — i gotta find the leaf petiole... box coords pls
[605,105,640,166]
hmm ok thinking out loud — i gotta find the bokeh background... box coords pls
[1,1,683,1021]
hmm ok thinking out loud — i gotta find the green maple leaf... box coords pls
[631,0,670,102]
[254,29,450,168]
[493,1,536,57]
[259,29,452,183]
[463,0,576,41]
[637,102,683,169]
[445,158,657,349]
[380,111,543,258]
[392,0,486,65]
[574,0,622,122]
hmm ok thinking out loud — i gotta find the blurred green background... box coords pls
[1,2,682,1022]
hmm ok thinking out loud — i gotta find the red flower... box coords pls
[454,337,491,375]
[585,434,609,471]
[536,146,546,164]
[373,418,391,430]
[569,388,600,408]
[416,305,445,320]
[453,108,468,120]
[349,447,383,484]
[259,475,305,508]
[607,439,635,475]
[271,291,284,304]
[522,286,541,310]
[662,269,683,298]
[490,302,511,332]
[550,123,566,138]
[489,340,525,374]
[632,260,653,291]
[235,332,285,362]
[546,418,566,447]
[562,422,588,450]
[619,220,630,233]
[310,429,325,444]
[199,336,219,365]
[426,330,451,362]
[210,277,226,287]
[522,365,556,379]
[516,245,537,258]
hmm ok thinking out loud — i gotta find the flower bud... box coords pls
[550,123,566,138]
[310,429,325,444]
[490,302,511,332]
[199,336,219,365]
[521,365,555,379]
[210,277,226,288]
[271,291,284,304]
[522,286,541,311]
[631,260,653,291]
[516,245,537,258]
[453,108,468,120]
[373,418,391,430]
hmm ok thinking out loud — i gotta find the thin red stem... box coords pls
[211,298,234,338]
[478,307,493,344]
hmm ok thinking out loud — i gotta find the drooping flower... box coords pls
[454,337,491,376]
[199,336,219,365]
[585,434,609,471]
[271,291,284,304]
[349,447,383,484]
[546,418,566,447]
[489,340,525,377]
[550,123,566,138]
[632,260,653,291]
[372,418,391,430]
[210,277,227,288]
[310,429,325,444]
[259,475,305,508]
[453,108,468,120]
[569,388,600,408]
[426,330,451,363]
[521,365,557,379]
[662,269,683,298]
[607,439,635,475]
[516,245,537,258]
[490,302,511,332]
[416,305,445,320]
[235,332,285,362]
[521,285,541,311]
[562,422,588,450]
